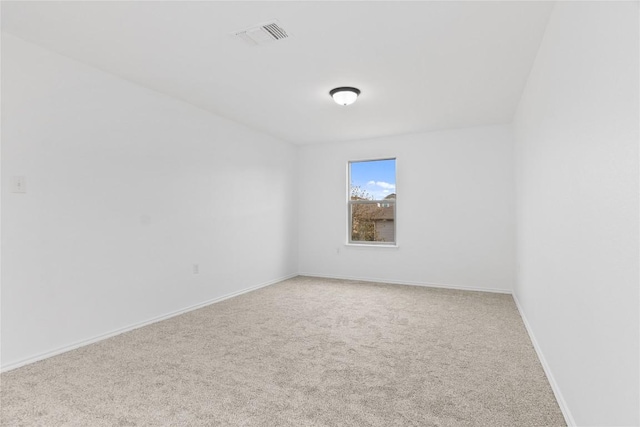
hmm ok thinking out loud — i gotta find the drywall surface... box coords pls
[513,2,639,425]
[298,125,515,292]
[1,34,298,369]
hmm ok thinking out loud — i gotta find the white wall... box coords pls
[298,125,515,293]
[513,2,639,426]
[1,34,298,370]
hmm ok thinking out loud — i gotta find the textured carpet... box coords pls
[1,276,565,426]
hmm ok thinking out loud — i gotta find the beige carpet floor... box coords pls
[1,276,565,426]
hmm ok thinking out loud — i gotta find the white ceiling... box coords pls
[1,1,555,144]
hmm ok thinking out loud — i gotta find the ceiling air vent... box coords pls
[233,20,289,46]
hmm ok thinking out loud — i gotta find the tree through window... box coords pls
[348,159,396,244]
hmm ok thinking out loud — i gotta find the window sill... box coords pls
[344,243,399,249]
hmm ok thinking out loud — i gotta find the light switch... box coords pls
[11,176,26,193]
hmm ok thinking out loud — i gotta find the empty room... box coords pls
[1,1,638,426]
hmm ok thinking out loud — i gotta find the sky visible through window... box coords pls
[350,159,396,201]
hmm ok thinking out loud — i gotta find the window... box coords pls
[348,158,396,245]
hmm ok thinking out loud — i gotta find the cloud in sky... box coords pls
[367,181,396,190]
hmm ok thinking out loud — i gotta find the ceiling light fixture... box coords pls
[330,87,361,106]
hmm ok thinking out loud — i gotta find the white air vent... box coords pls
[233,20,289,46]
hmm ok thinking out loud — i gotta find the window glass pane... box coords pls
[349,158,396,244]
[350,202,395,243]
[350,159,396,202]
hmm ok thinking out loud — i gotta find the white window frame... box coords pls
[347,158,397,246]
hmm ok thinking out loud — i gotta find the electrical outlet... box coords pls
[192,264,199,275]
[11,176,26,193]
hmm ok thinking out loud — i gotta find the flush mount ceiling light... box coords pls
[330,87,361,106]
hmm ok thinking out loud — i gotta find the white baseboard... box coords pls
[299,272,512,294]
[512,294,575,427]
[1,273,297,373]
